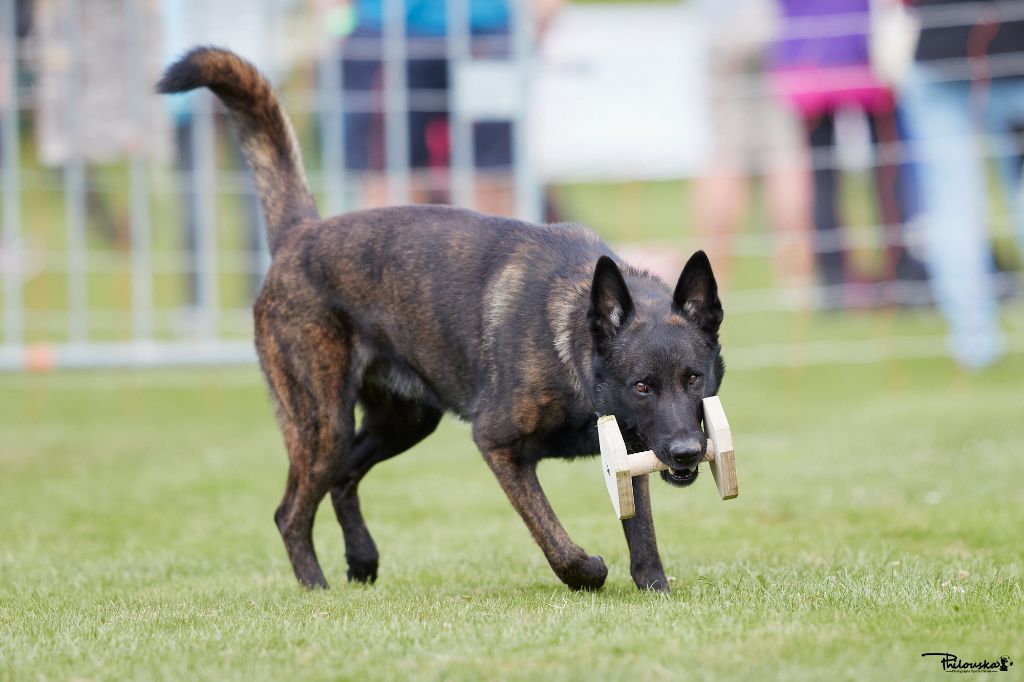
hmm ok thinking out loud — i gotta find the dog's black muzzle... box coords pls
[657,436,705,488]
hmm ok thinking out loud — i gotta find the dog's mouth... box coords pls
[622,426,700,488]
[661,465,699,488]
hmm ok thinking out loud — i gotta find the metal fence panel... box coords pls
[0,0,542,370]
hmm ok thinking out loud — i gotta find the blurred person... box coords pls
[769,0,929,308]
[692,0,814,302]
[327,0,562,217]
[901,0,1024,368]
[339,0,512,215]
[34,0,167,244]
[1,1,34,157]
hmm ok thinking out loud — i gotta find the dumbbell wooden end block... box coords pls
[598,395,737,520]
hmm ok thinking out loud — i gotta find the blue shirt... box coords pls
[354,0,509,35]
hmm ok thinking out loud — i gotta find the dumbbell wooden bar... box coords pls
[598,396,738,520]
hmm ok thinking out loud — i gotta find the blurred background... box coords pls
[3,4,1024,676]
[2,0,1024,371]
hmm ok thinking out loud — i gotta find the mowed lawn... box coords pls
[1,314,1023,680]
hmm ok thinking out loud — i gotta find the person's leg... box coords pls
[866,107,930,304]
[473,121,514,217]
[469,28,515,216]
[758,94,813,304]
[763,162,814,303]
[693,48,754,288]
[395,39,451,206]
[406,46,444,203]
[806,112,845,305]
[983,78,1024,253]
[890,107,931,294]
[974,79,1024,300]
[694,169,749,286]
[342,30,389,208]
[866,109,905,280]
[84,166,121,245]
[902,66,1002,368]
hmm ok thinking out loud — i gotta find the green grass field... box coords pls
[2,324,1023,680]
[6,101,1024,679]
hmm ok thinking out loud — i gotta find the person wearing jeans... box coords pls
[900,0,1024,369]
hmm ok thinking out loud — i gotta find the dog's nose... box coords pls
[667,437,705,468]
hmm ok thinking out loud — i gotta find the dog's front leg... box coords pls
[483,448,607,590]
[622,475,669,592]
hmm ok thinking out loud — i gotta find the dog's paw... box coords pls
[346,554,378,584]
[560,554,608,591]
[298,574,330,590]
[631,563,670,593]
[632,573,670,593]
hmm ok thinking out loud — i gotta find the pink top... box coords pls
[771,66,894,117]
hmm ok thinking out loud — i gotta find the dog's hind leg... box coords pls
[329,389,442,584]
[261,321,358,589]
[275,419,357,588]
[481,448,608,591]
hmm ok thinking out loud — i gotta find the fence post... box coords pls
[192,91,218,338]
[65,0,88,344]
[510,0,542,223]
[318,38,346,217]
[383,0,411,205]
[126,0,153,342]
[446,0,474,209]
[1,0,24,347]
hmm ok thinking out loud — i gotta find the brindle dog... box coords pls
[159,47,725,592]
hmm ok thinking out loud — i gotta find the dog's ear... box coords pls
[673,251,723,335]
[589,256,634,347]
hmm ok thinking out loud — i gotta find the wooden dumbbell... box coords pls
[597,395,737,520]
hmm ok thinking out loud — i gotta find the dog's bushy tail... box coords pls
[157,47,319,253]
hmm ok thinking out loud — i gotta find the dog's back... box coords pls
[264,204,619,417]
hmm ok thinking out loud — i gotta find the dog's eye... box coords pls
[633,382,651,395]
[687,374,700,386]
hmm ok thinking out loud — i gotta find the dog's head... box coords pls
[587,251,724,488]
